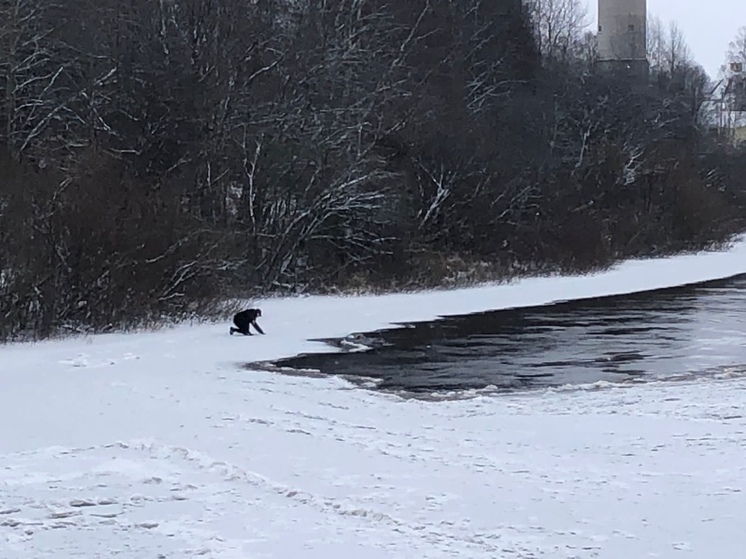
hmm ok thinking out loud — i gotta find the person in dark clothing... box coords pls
[230,308,265,336]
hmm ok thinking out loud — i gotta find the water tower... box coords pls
[597,0,648,78]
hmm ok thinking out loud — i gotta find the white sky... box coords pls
[583,0,746,78]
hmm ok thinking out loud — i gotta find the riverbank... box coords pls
[2,237,746,558]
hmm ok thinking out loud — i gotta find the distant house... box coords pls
[702,69,746,146]
[734,115,746,144]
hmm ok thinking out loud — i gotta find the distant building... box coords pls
[702,64,746,146]
[597,0,648,79]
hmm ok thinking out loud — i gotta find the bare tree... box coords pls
[721,27,746,115]
[527,0,588,63]
[575,30,598,67]
[648,16,692,77]
[647,14,666,71]
[726,26,746,68]
[0,0,57,155]
[1,0,743,341]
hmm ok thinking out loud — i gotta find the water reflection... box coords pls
[272,275,746,392]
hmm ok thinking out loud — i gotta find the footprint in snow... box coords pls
[59,354,119,369]
[59,353,90,368]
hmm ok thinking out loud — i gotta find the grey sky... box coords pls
[583,0,746,78]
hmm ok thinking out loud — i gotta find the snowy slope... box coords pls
[2,238,746,558]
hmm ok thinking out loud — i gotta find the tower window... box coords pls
[628,24,635,31]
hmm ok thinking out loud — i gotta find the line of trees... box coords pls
[2,0,746,340]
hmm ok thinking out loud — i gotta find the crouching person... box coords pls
[230,308,265,336]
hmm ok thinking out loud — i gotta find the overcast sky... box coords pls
[582,0,746,78]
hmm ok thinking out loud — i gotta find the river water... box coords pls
[271,275,746,393]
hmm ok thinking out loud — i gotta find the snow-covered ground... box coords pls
[2,238,746,559]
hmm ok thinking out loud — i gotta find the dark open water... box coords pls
[269,275,746,393]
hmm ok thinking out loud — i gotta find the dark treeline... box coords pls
[2,0,745,340]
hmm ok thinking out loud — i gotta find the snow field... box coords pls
[2,236,746,558]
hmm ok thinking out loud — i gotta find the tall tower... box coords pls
[597,0,648,78]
